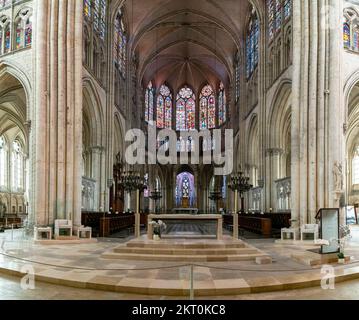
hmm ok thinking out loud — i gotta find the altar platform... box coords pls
[2,230,359,297]
[103,235,272,263]
[147,214,223,240]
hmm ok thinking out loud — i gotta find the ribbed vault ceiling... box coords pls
[111,0,263,91]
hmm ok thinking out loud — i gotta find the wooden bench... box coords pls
[99,215,135,237]
[238,216,272,238]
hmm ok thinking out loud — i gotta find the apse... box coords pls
[175,171,195,208]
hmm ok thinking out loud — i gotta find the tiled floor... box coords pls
[1,227,359,298]
[1,272,359,300]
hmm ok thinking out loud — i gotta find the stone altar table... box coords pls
[147,214,223,240]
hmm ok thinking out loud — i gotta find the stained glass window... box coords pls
[157,84,172,129]
[84,0,91,19]
[199,85,216,130]
[98,0,106,40]
[268,0,291,41]
[83,0,106,40]
[284,0,292,20]
[145,82,154,123]
[344,23,351,49]
[182,176,190,197]
[246,10,259,79]
[25,16,32,47]
[0,136,7,187]
[267,0,275,41]
[176,86,196,131]
[114,8,127,77]
[15,21,21,49]
[275,0,282,33]
[218,82,226,125]
[222,176,227,200]
[235,58,240,102]
[354,29,359,52]
[4,24,10,53]
[11,141,23,191]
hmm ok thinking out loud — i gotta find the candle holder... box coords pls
[209,189,222,213]
[150,189,162,214]
[228,171,253,214]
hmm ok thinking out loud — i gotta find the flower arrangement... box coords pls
[149,220,167,239]
[330,226,351,263]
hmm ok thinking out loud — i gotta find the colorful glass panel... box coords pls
[84,0,91,19]
[199,85,215,130]
[344,23,351,49]
[156,84,172,129]
[176,86,196,131]
[275,0,282,32]
[156,96,164,128]
[246,11,259,79]
[267,0,275,41]
[354,30,359,52]
[4,25,10,53]
[25,17,32,47]
[218,82,226,125]
[15,22,21,49]
[114,9,126,77]
[284,0,292,20]
[145,82,154,123]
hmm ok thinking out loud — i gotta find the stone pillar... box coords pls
[34,0,49,226]
[291,1,343,227]
[33,0,83,227]
[91,146,103,211]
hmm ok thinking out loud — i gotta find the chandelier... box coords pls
[228,171,253,214]
[228,172,253,196]
[118,164,146,193]
[149,188,162,214]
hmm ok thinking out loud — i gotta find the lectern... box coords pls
[316,208,340,254]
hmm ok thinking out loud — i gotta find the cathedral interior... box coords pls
[1,0,359,301]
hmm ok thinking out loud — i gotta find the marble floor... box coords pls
[1,226,359,299]
[1,272,359,300]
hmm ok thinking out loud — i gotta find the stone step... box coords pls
[53,236,79,241]
[126,241,246,250]
[113,246,258,255]
[102,252,269,262]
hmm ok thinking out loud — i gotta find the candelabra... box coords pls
[149,189,162,214]
[228,171,253,214]
[118,165,146,193]
[209,189,222,213]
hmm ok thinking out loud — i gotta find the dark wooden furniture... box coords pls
[82,212,147,237]
[0,217,22,229]
[238,216,272,238]
[99,215,135,237]
[223,212,291,237]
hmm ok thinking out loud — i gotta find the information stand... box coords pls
[316,208,340,254]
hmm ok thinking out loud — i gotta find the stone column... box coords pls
[33,0,83,227]
[34,0,49,226]
[91,146,104,211]
[291,1,344,227]
[327,0,344,209]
